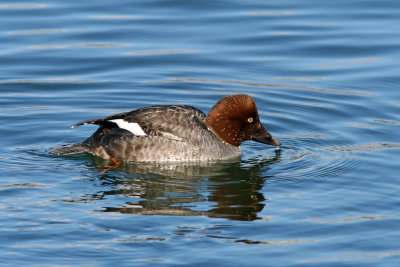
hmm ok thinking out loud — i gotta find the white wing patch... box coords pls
[109,119,147,136]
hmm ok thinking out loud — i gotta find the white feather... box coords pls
[110,119,147,136]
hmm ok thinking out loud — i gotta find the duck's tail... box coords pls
[49,143,89,155]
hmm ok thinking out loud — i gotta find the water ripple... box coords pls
[235,238,319,245]
[89,15,141,20]
[9,29,67,35]
[324,142,400,153]
[147,77,373,96]
[247,11,298,16]
[371,119,400,125]
[30,43,132,50]
[272,137,373,181]
[0,77,102,84]
[0,183,49,189]
[307,214,395,224]
[0,4,47,9]
[126,49,198,56]
[302,250,400,263]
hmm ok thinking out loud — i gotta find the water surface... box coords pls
[1,0,400,265]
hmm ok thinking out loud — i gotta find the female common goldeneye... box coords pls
[52,94,280,162]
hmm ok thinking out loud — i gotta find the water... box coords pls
[1,0,400,265]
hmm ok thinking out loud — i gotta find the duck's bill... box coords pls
[252,128,281,147]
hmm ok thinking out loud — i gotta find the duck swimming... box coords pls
[51,94,280,162]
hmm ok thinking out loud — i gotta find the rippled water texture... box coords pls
[1,0,400,266]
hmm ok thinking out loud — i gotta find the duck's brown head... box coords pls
[205,94,280,147]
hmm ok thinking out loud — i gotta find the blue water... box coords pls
[1,0,400,265]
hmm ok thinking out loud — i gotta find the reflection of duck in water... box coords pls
[88,151,280,221]
[52,94,280,163]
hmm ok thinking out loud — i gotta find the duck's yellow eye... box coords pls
[247,117,254,123]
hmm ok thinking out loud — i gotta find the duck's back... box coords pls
[74,105,208,142]
[53,105,241,162]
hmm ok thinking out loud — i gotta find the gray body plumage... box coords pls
[52,105,242,162]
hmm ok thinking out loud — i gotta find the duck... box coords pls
[51,94,280,162]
